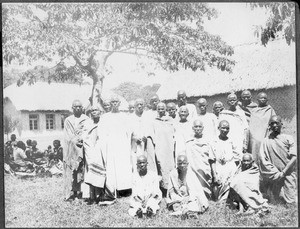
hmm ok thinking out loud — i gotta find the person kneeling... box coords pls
[166,155,209,219]
[128,155,162,218]
[227,153,269,215]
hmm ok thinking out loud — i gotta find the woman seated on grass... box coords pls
[166,155,209,219]
[26,140,48,166]
[12,141,35,173]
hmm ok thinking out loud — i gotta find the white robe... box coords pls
[193,112,218,143]
[129,113,149,171]
[219,109,248,159]
[128,170,162,216]
[176,103,198,120]
[174,120,193,160]
[97,112,133,192]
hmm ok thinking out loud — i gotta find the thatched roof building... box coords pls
[4,82,129,111]
[3,82,129,149]
[157,39,296,100]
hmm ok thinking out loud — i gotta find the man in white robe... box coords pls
[82,105,106,205]
[219,93,248,160]
[146,102,175,197]
[176,90,197,120]
[185,119,217,198]
[166,155,209,218]
[144,95,160,121]
[227,153,269,214]
[195,98,218,142]
[130,99,149,172]
[128,155,162,218]
[167,102,179,122]
[174,106,193,159]
[211,120,239,201]
[97,96,132,201]
[63,100,90,201]
[212,101,224,120]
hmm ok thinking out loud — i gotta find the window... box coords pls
[29,114,39,130]
[61,114,68,129]
[46,114,55,130]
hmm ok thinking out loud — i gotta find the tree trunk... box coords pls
[90,77,104,111]
[89,51,113,111]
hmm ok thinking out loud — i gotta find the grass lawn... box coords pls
[4,174,298,228]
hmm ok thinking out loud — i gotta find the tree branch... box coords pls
[72,54,86,69]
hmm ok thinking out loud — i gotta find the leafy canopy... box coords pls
[3,3,236,107]
[3,98,20,135]
[250,2,295,46]
[112,82,161,104]
[3,3,235,81]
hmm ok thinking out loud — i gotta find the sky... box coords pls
[203,3,269,46]
[6,3,271,89]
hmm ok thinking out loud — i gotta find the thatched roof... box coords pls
[3,82,129,111]
[157,39,296,100]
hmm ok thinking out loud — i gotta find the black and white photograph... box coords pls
[2,2,297,227]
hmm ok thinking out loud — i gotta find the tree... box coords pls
[112,82,160,103]
[250,2,295,46]
[3,98,20,139]
[3,68,22,88]
[3,3,235,108]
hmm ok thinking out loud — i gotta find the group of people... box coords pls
[4,135,64,176]
[62,88,297,219]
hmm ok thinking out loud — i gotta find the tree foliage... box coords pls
[3,68,22,88]
[112,82,160,104]
[3,3,235,106]
[3,98,20,136]
[250,2,295,46]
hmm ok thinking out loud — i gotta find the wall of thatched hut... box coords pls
[162,85,296,121]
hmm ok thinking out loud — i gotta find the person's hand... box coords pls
[277,171,286,180]
[216,178,222,186]
[136,138,142,144]
[142,136,147,143]
[76,138,83,147]
[214,179,222,186]
[75,129,82,135]
[212,175,221,186]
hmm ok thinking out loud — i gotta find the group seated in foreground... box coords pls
[4,137,63,177]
